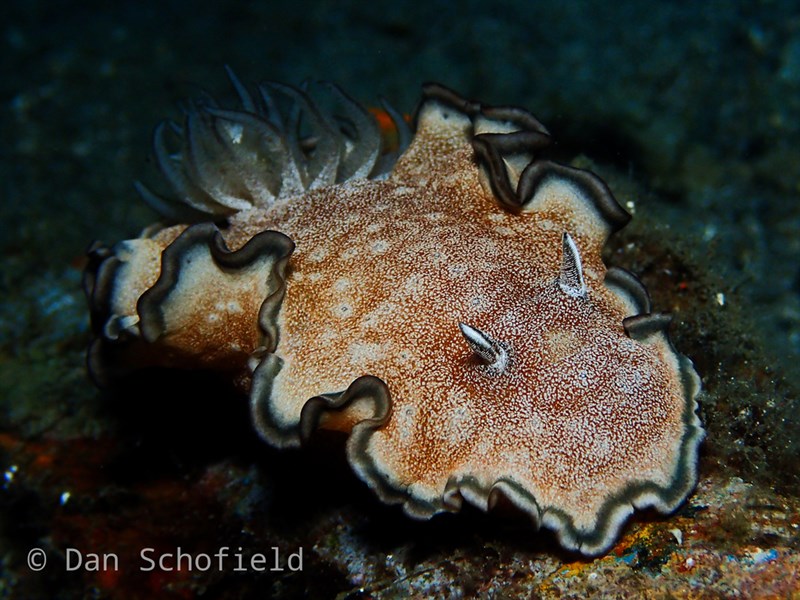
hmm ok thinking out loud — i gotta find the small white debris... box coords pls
[4,465,18,484]
[749,547,779,564]
[716,292,725,306]
[59,491,71,505]
[684,557,695,569]
[669,528,683,545]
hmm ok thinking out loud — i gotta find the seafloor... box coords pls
[2,1,799,598]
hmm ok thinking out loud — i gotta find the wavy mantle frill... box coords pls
[85,79,704,556]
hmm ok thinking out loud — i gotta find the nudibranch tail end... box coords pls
[85,221,294,387]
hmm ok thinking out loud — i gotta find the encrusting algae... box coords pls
[84,74,704,555]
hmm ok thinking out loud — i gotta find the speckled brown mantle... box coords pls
[85,81,704,555]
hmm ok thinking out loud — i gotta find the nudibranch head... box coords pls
[85,75,704,555]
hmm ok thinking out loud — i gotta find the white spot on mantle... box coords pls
[370,239,389,254]
[348,341,386,364]
[334,278,351,292]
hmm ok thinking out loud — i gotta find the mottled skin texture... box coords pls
[225,106,687,542]
[88,87,702,555]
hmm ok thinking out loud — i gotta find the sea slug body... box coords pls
[85,75,704,555]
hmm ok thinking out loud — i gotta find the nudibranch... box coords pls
[84,75,704,555]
